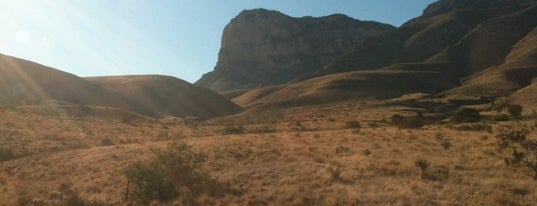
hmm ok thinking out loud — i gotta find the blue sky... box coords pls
[0,0,436,83]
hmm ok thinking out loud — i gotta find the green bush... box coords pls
[451,108,481,123]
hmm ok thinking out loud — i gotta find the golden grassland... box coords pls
[0,101,536,205]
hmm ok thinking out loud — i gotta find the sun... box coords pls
[15,30,30,44]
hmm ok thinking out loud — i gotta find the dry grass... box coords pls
[1,101,537,205]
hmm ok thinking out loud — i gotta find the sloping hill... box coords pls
[0,53,157,117]
[87,75,243,119]
[236,65,458,108]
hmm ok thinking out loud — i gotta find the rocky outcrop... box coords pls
[195,9,393,92]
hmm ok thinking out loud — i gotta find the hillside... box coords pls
[86,75,243,119]
[232,1,537,109]
[195,9,394,92]
[305,2,535,80]
[0,53,157,117]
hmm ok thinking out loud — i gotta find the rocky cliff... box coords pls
[195,9,394,92]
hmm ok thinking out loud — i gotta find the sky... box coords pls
[0,0,436,83]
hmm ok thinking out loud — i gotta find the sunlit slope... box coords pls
[231,85,285,108]
[0,53,157,117]
[87,75,243,119]
[238,67,457,108]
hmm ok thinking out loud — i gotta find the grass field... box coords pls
[0,100,536,205]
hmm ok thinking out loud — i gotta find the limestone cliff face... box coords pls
[195,9,394,92]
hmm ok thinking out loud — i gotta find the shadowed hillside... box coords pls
[0,53,157,117]
[87,75,243,119]
[302,3,535,80]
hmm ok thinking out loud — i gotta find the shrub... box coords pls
[494,129,537,179]
[422,166,450,181]
[493,114,511,122]
[222,125,244,134]
[507,104,523,118]
[344,120,361,129]
[397,117,424,129]
[99,137,115,146]
[414,159,429,175]
[0,147,16,162]
[451,123,492,133]
[451,108,481,123]
[125,142,227,204]
[390,114,404,125]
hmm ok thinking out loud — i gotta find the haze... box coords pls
[0,0,435,83]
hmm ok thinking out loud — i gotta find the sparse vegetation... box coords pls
[124,142,228,204]
[507,104,523,118]
[451,108,482,123]
[495,128,537,179]
[0,147,16,162]
[344,120,361,129]
[222,124,245,134]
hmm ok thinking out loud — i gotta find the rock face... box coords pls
[231,0,537,109]
[195,9,394,92]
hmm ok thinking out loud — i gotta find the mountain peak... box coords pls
[423,0,537,17]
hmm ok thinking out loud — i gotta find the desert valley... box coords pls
[2,0,537,205]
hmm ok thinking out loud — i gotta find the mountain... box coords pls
[87,75,243,119]
[0,53,157,117]
[195,9,394,92]
[231,0,537,109]
[303,1,536,80]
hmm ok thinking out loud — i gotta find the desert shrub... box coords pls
[390,114,404,125]
[435,134,452,150]
[125,142,227,204]
[495,128,537,179]
[344,120,361,129]
[222,124,244,134]
[422,166,450,181]
[451,108,481,123]
[253,126,276,133]
[493,114,511,122]
[397,117,424,129]
[414,159,430,175]
[335,145,352,156]
[99,137,115,146]
[0,147,16,162]
[59,183,87,206]
[451,123,492,133]
[507,104,523,118]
